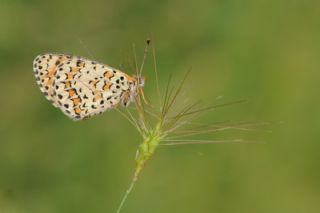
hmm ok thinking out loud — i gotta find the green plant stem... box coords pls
[116,125,163,213]
[116,177,136,213]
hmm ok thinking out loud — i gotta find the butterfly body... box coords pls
[33,53,143,120]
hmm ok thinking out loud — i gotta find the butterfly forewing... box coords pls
[33,53,135,120]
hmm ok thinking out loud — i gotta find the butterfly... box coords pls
[33,53,145,121]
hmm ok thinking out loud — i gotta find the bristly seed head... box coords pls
[115,39,257,213]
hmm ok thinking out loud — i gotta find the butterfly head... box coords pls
[136,75,148,104]
[130,75,145,95]
[121,75,146,107]
[137,75,145,88]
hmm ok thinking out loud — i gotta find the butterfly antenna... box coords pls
[137,39,151,105]
[138,39,151,77]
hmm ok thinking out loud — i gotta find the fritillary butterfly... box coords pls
[33,53,144,120]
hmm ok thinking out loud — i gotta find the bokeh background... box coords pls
[1,0,319,212]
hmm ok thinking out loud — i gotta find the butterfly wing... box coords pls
[33,53,131,120]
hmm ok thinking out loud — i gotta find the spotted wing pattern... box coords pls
[33,53,136,120]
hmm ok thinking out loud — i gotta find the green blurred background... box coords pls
[1,0,319,212]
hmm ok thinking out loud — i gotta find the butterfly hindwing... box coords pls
[33,53,135,120]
